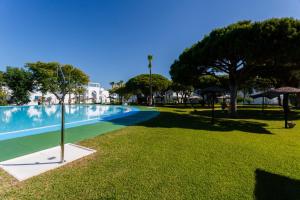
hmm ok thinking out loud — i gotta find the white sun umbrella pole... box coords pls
[57,65,66,163]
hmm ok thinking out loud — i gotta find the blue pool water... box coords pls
[0,105,139,141]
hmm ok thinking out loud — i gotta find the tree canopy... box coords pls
[170,18,300,113]
[0,71,4,85]
[0,71,7,105]
[4,67,34,105]
[170,59,200,88]
[196,75,229,91]
[126,74,171,96]
[26,61,89,102]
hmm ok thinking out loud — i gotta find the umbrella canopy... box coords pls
[268,87,300,128]
[250,90,278,113]
[251,87,300,100]
[272,87,300,94]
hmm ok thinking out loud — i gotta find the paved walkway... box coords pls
[0,107,159,162]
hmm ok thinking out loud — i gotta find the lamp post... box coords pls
[148,55,153,106]
[57,65,66,163]
[60,97,65,163]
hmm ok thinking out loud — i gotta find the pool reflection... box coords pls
[0,105,131,135]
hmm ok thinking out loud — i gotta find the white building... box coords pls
[28,82,110,105]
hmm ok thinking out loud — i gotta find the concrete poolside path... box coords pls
[0,107,159,162]
[0,144,96,181]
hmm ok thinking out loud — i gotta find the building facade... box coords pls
[28,82,110,105]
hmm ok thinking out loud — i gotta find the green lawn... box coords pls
[1,105,300,199]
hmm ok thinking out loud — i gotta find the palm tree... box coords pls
[118,80,124,87]
[148,55,153,106]
[109,81,115,89]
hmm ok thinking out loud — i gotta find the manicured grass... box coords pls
[1,105,300,199]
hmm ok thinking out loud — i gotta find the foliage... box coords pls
[0,90,7,105]
[171,18,300,114]
[184,21,253,113]
[197,75,219,89]
[0,71,4,85]
[253,77,276,91]
[148,55,153,69]
[26,62,89,102]
[170,82,193,93]
[126,74,171,96]
[73,86,87,104]
[3,67,34,105]
[196,75,229,90]
[109,81,115,88]
[109,80,127,104]
[250,18,300,88]
[0,71,7,105]
[169,60,199,87]
[256,67,300,88]
[239,79,255,95]
[110,85,132,103]
[237,96,252,104]
[169,81,194,104]
[110,86,128,97]
[251,18,300,67]
[109,80,124,89]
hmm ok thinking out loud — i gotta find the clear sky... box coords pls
[0,0,300,88]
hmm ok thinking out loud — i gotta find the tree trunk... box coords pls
[68,91,71,105]
[243,88,245,104]
[278,96,282,106]
[149,68,153,106]
[262,97,265,113]
[180,92,184,103]
[42,93,45,105]
[184,93,187,107]
[211,94,215,124]
[229,79,238,115]
[283,94,289,128]
[296,93,300,108]
[201,94,205,107]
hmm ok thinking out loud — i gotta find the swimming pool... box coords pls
[0,105,139,141]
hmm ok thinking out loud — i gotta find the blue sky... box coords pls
[0,0,300,88]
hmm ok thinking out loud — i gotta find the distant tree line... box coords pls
[109,74,231,106]
[0,62,89,105]
[170,18,300,114]
[109,74,172,105]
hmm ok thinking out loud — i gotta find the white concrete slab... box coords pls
[0,143,96,181]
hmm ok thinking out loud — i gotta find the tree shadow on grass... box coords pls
[123,110,272,134]
[191,109,300,121]
[254,169,300,200]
